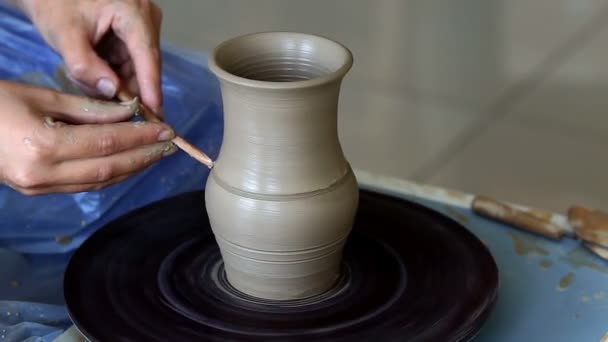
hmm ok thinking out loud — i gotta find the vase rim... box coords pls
[209,31,353,89]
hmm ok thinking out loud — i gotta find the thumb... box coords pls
[58,30,120,99]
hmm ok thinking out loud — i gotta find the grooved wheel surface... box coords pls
[64,190,498,342]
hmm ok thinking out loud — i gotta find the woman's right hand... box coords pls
[0,80,177,195]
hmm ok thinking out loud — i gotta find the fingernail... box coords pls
[158,128,175,141]
[96,78,117,98]
[163,143,177,156]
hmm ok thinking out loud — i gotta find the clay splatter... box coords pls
[601,332,608,342]
[22,137,32,147]
[558,272,575,291]
[64,131,77,144]
[55,235,73,245]
[559,245,608,274]
[539,259,553,269]
[581,296,592,303]
[594,292,606,300]
[510,232,550,256]
[43,116,57,128]
[445,207,469,225]
[143,144,172,163]
[446,190,469,201]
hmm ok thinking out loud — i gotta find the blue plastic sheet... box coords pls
[0,1,224,340]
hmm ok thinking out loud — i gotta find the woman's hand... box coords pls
[0,81,176,195]
[15,0,164,115]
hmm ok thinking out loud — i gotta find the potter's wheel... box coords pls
[64,190,498,341]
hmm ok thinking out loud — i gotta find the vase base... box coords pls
[221,258,344,301]
[65,190,498,341]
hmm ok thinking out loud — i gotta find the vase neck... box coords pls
[213,80,350,195]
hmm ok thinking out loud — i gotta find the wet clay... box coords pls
[558,272,576,291]
[55,235,73,245]
[205,32,358,300]
[445,207,469,224]
[560,245,608,274]
[510,232,550,256]
[539,259,553,269]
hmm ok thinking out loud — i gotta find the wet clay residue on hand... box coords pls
[53,65,84,95]
[79,97,139,117]
[42,116,77,145]
[510,232,550,256]
[143,143,174,163]
[557,272,575,291]
[22,137,32,147]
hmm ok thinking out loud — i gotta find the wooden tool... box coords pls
[472,196,572,239]
[472,196,608,261]
[117,90,214,169]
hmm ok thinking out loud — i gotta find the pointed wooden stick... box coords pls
[117,90,214,169]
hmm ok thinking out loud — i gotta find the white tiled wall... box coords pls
[155,0,608,212]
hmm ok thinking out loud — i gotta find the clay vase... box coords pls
[205,32,358,300]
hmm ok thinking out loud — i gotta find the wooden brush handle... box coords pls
[473,197,608,261]
[472,196,572,239]
[568,206,608,249]
[117,91,214,169]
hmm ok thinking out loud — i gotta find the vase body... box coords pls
[206,32,358,300]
